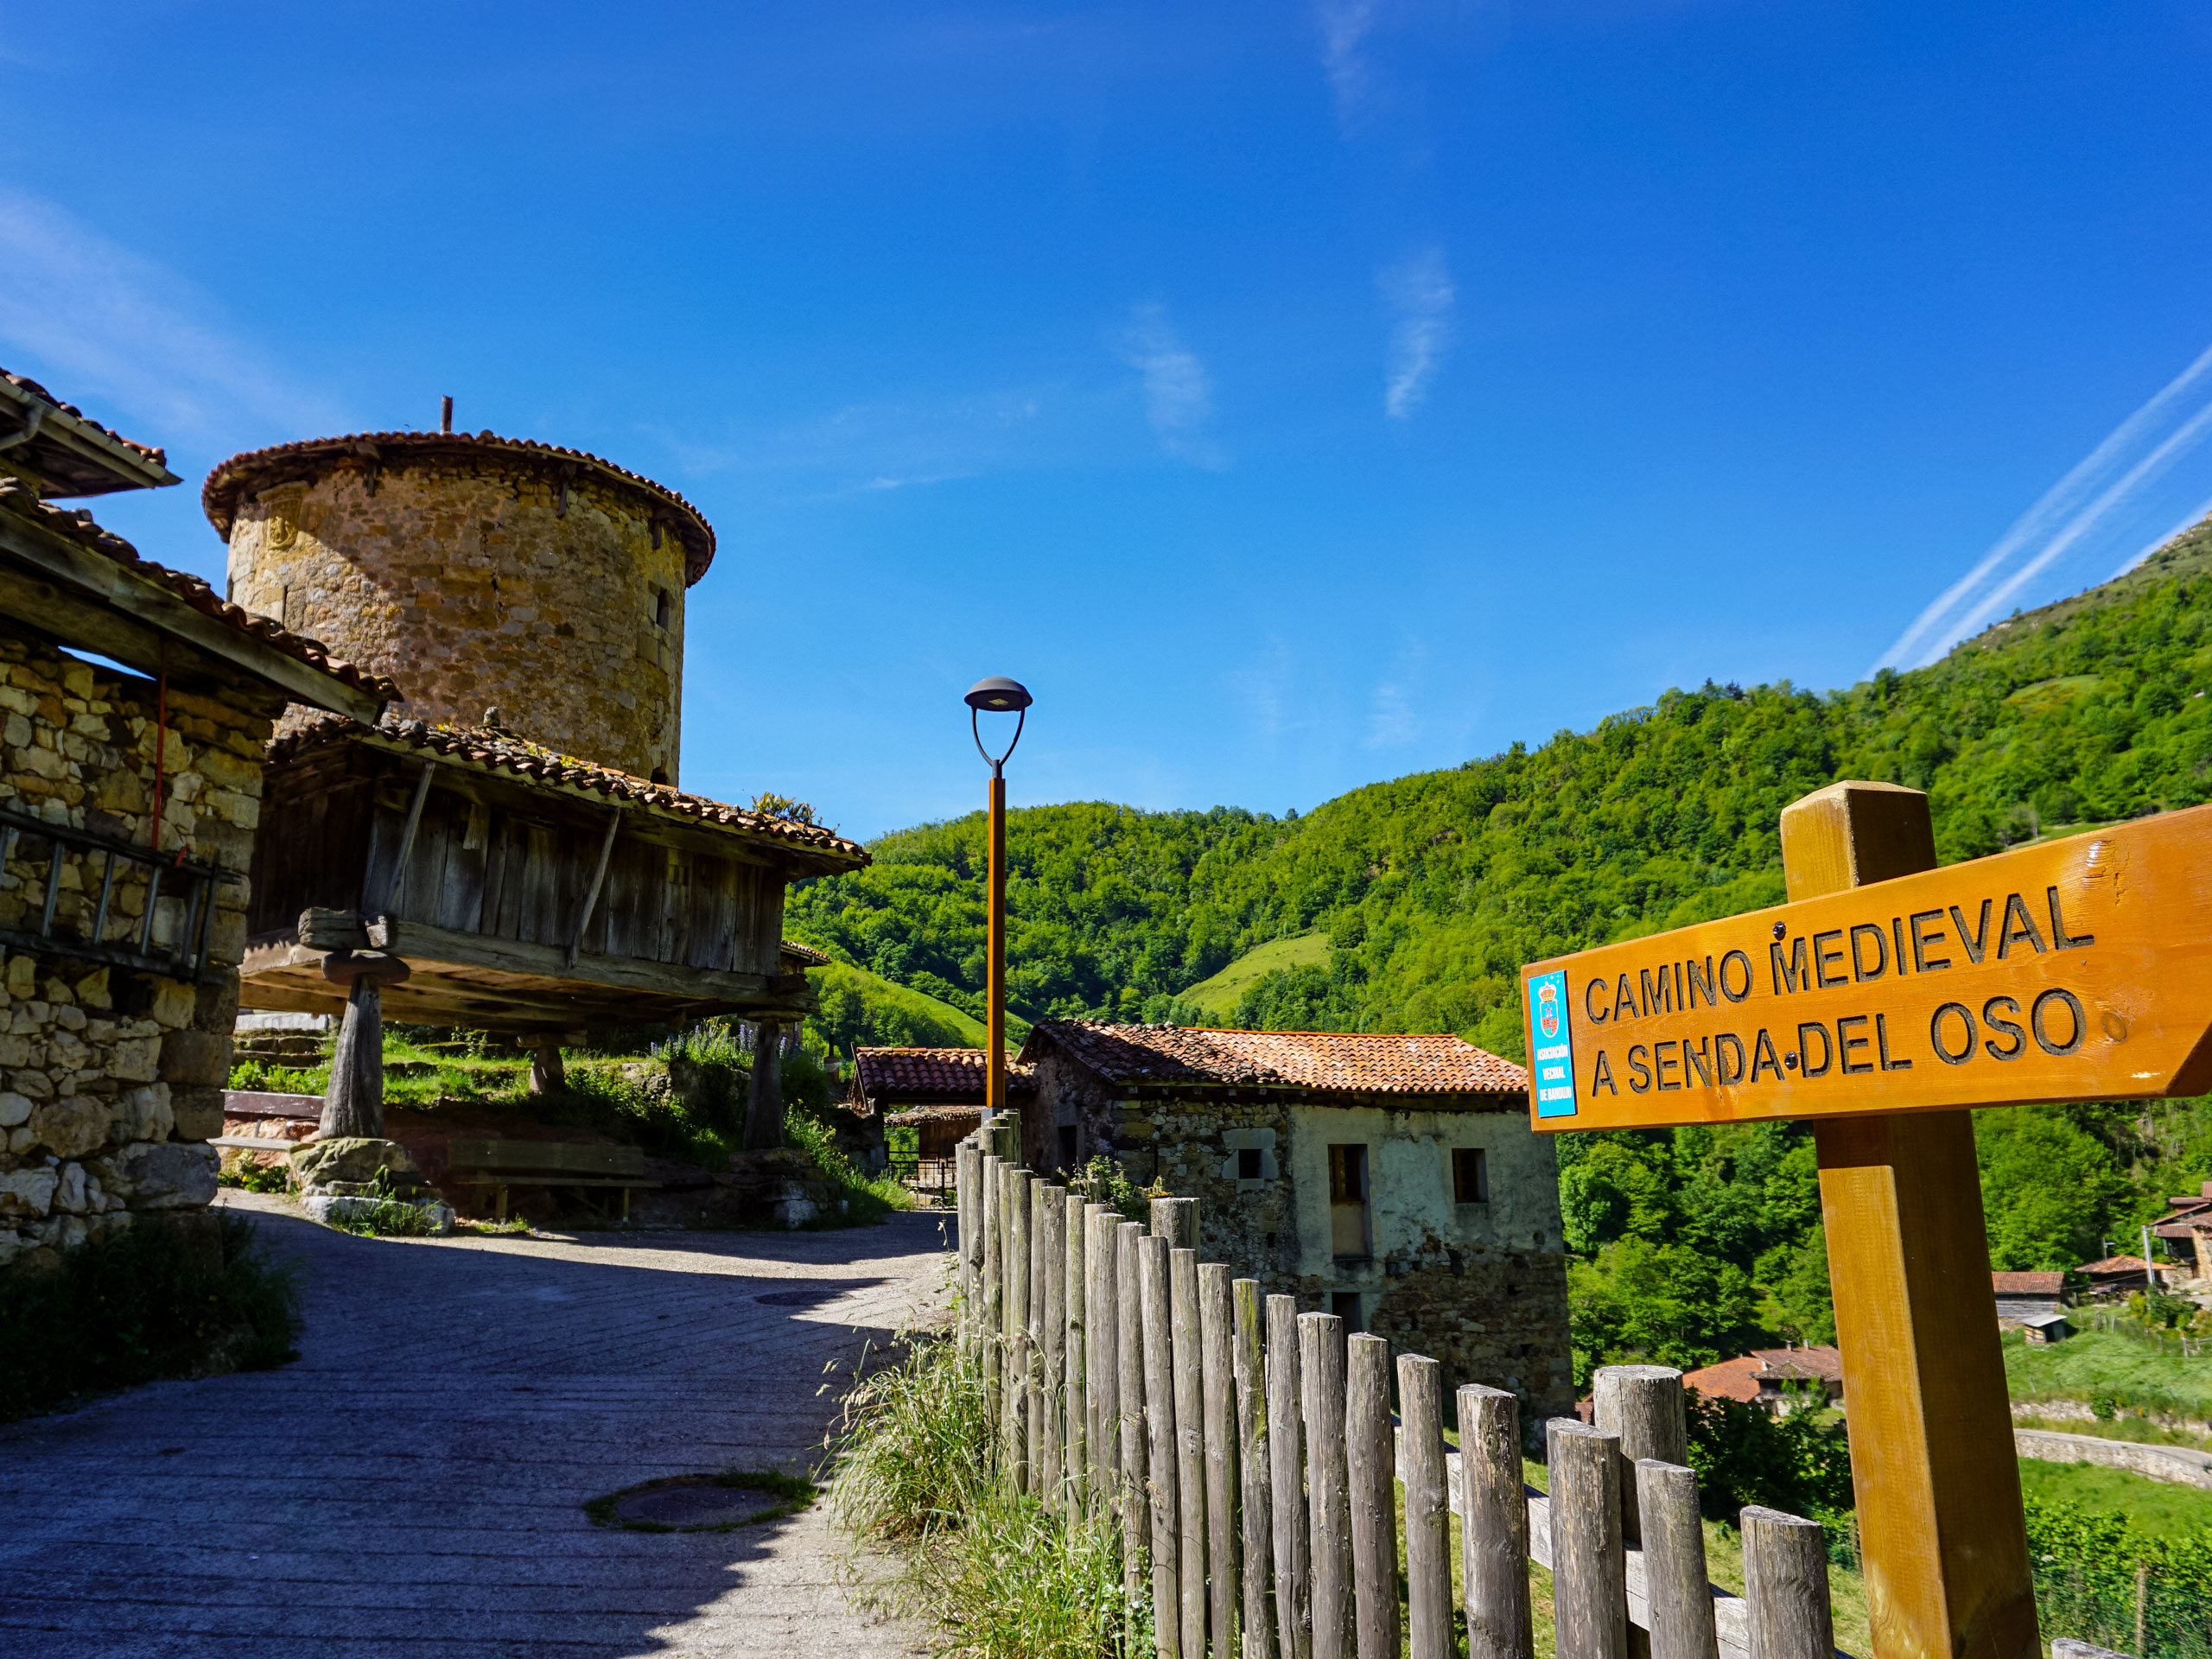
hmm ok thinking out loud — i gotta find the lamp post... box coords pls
[966,676,1032,1127]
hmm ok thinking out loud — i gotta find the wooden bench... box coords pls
[209,1135,314,1154]
[446,1139,658,1222]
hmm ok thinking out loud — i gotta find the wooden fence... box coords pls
[953,1141,1845,1659]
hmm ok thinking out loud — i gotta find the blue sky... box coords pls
[7,3,2212,840]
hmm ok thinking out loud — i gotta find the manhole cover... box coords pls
[613,1481,785,1529]
[756,1288,831,1306]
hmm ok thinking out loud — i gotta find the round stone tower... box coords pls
[203,428,714,785]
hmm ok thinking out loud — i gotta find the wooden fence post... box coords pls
[1592,1364,1686,1547]
[1269,1295,1313,1659]
[1457,1384,1533,1659]
[1086,1201,1117,1514]
[1300,1313,1353,1659]
[1154,1194,1200,1251]
[1398,1354,1451,1659]
[1004,1167,1033,1495]
[1233,1279,1274,1659]
[1171,1249,1209,1658]
[1201,1263,1241,1657]
[1039,1184,1067,1513]
[1066,1188,1087,1503]
[1345,1334,1401,1659]
[1634,1460,1718,1659]
[956,1141,977,1352]
[1742,1507,1835,1659]
[1116,1219,1150,1605]
[1141,1232,1183,1656]
[1548,1419,1627,1659]
[981,1154,1002,1421]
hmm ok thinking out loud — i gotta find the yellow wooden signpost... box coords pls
[1521,782,2212,1659]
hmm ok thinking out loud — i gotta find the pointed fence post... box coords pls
[1458,1384,1533,1659]
[1300,1313,1353,1659]
[1269,1294,1313,1659]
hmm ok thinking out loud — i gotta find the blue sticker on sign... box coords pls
[1526,969,1578,1119]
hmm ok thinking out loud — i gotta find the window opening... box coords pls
[1329,1143,1370,1260]
[1058,1124,1078,1172]
[1238,1147,1262,1180]
[1331,1290,1364,1333]
[1454,1147,1489,1205]
[653,587,671,629]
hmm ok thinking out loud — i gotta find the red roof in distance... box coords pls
[853,1046,1033,1103]
[1991,1271,2065,1295]
[1022,1021,1527,1096]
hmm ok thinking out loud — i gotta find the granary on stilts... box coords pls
[198,414,868,1148]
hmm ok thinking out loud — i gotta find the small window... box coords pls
[1328,1144,1367,1205]
[1058,1124,1078,1171]
[653,587,672,629]
[1331,1291,1363,1333]
[1454,1147,1489,1205]
[1238,1147,1262,1180]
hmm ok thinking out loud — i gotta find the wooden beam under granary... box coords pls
[238,714,868,1033]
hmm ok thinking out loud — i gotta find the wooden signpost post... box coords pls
[1522,782,2212,1659]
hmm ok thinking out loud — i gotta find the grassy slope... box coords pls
[2017,1458,2212,1540]
[2004,1330,2212,1419]
[1176,933,1330,1020]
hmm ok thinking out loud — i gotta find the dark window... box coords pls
[1331,1291,1364,1333]
[654,587,672,629]
[1237,1147,1262,1179]
[1058,1125,1078,1171]
[1328,1144,1367,1204]
[1454,1147,1489,1204]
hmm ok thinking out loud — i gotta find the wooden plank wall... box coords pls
[261,746,785,976]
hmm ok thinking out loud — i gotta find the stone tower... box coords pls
[203,426,714,785]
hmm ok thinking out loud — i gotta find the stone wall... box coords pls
[223,455,691,783]
[1024,1053,1577,1425]
[0,623,278,1273]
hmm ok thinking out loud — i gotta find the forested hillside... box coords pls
[790,521,2212,1371]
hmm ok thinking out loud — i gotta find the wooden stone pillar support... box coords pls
[744,1021,787,1151]
[319,948,410,1141]
[1780,781,2038,1659]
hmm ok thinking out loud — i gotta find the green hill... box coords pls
[1176,933,1331,1021]
[790,524,2212,1367]
[805,960,1025,1053]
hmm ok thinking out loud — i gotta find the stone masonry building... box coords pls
[1016,1020,1575,1423]
[204,420,713,785]
[0,370,393,1272]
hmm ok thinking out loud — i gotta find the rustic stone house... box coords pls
[1682,1344,1845,1414]
[1992,1270,2068,1327]
[2151,1181,2212,1292]
[0,371,393,1272]
[1016,1020,1574,1421]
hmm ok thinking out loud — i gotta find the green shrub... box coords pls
[1066,1155,1150,1222]
[1683,1392,1854,1521]
[0,1211,302,1421]
[217,1157,291,1195]
[786,1109,912,1226]
[2026,1496,2212,1658]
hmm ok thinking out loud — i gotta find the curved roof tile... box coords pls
[1023,1021,1527,1096]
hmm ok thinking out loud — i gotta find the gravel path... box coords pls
[0,1193,955,1658]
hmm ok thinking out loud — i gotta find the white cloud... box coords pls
[1121,302,1222,467]
[1380,248,1454,419]
[1873,342,2212,671]
[1316,0,1382,127]
[1366,639,1426,747]
[0,187,339,442]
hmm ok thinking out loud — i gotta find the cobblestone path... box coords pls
[0,1193,952,1658]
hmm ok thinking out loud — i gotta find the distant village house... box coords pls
[1016,1020,1574,1421]
[849,1045,1030,1188]
[1682,1344,1844,1414]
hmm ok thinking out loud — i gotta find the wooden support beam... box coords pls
[564,809,620,969]
[378,760,437,916]
[1781,782,2038,1659]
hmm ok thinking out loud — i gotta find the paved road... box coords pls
[0,1193,955,1658]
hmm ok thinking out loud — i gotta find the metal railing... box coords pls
[0,804,238,983]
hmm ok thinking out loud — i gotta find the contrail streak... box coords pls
[1872,342,2212,672]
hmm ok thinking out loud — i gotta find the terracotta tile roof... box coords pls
[0,478,400,703]
[1992,1271,2065,1295]
[1022,1022,1527,1096]
[3,369,168,467]
[779,940,831,969]
[2081,1255,2162,1277]
[854,1046,1033,1102]
[1683,1346,1844,1404]
[264,710,867,866]
[201,429,717,583]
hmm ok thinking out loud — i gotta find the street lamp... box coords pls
[966,676,1032,1124]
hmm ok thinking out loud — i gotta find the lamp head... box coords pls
[964,676,1033,714]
